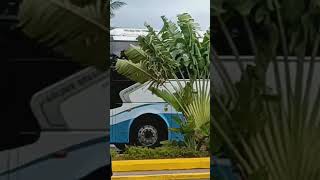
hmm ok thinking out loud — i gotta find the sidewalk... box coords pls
[112,169,209,179]
[111,157,210,180]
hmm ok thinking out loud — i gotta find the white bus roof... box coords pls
[110,28,207,42]
[110,28,157,41]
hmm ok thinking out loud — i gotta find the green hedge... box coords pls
[111,146,209,161]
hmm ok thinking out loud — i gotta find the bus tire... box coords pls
[130,116,167,148]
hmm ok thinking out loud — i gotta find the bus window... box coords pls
[110,66,135,109]
[110,41,139,57]
[110,38,138,109]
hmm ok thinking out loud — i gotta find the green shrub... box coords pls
[111,145,209,161]
[111,148,118,159]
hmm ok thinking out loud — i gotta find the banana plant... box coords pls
[18,0,126,69]
[17,0,108,70]
[115,13,210,150]
[212,0,320,179]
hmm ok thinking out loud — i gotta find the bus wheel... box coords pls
[131,117,166,148]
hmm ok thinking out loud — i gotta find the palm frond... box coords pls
[212,0,320,179]
[149,87,183,112]
[18,0,107,70]
[115,59,155,83]
[186,93,210,130]
[115,13,210,151]
[110,0,126,18]
[125,45,149,63]
[110,0,126,10]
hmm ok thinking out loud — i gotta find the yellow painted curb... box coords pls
[112,157,210,172]
[112,172,210,180]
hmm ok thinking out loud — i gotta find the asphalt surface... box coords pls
[113,169,209,176]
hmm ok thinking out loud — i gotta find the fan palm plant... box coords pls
[115,13,210,150]
[211,0,320,179]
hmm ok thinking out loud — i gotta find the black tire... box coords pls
[130,116,167,148]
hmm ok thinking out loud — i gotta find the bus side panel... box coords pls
[110,119,131,144]
[111,103,175,144]
[161,108,184,141]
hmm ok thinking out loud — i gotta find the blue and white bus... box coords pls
[110,28,207,150]
[110,81,185,149]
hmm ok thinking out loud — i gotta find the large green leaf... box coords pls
[115,59,155,83]
[18,0,107,70]
[211,0,226,16]
[125,45,149,63]
[149,87,183,112]
[115,13,210,150]
[186,93,210,130]
[233,0,258,16]
[211,1,320,178]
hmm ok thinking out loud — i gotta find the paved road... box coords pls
[111,145,210,179]
[113,169,209,176]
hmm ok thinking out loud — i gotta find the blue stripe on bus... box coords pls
[110,120,131,143]
[161,113,184,141]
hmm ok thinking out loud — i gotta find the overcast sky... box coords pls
[111,0,210,30]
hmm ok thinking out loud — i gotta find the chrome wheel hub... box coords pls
[137,125,158,146]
